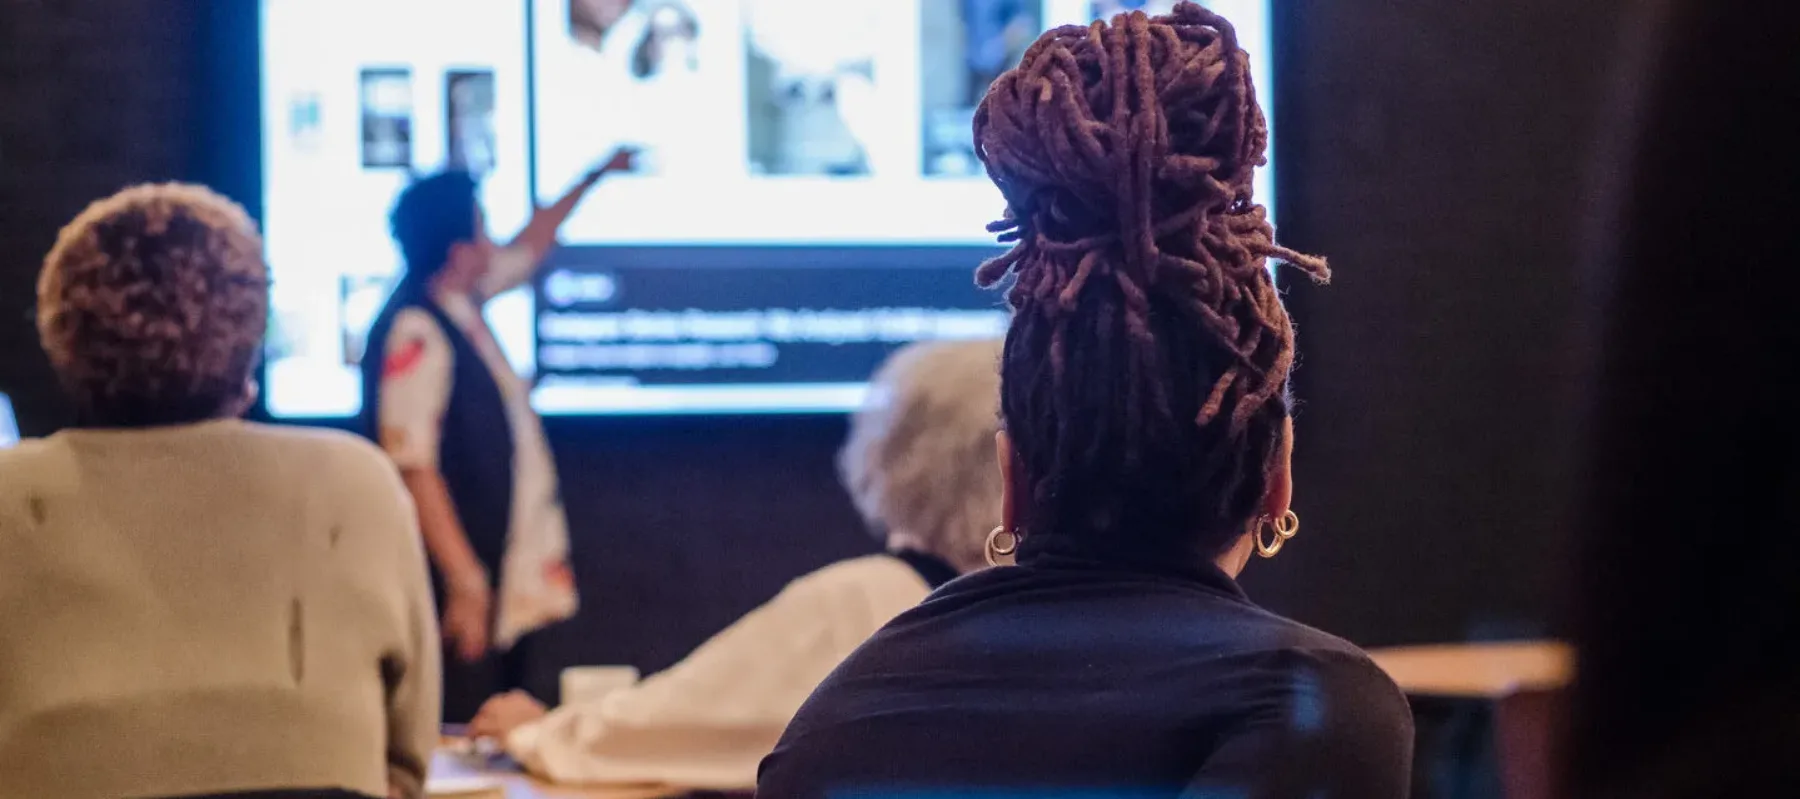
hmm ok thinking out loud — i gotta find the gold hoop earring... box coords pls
[1254,511,1300,559]
[984,526,1019,567]
[1275,510,1300,541]
[1254,522,1284,558]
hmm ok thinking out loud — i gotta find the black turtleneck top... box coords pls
[758,533,1414,799]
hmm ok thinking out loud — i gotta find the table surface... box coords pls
[430,640,1572,795]
[1367,640,1573,699]
[429,751,689,799]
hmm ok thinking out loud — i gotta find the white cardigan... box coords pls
[507,555,933,790]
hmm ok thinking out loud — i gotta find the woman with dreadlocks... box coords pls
[756,5,1412,797]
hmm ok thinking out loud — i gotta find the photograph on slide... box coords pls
[534,0,998,245]
[532,0,738,184]
[919,0,1041,178]
[445,69,497,176]
[359,68,414,169]
[742,0,897,177]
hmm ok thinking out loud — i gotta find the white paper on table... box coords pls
[425,775,505,798]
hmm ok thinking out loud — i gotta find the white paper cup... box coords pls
[560,665,640,707]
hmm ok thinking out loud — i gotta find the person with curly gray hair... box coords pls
[0,183,439,799]
[464,339,1003,793]
[837,337,1006,574]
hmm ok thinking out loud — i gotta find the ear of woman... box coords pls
[1229,416,1297,575]
[1263,417,1295,522]
[996,430,1016,537]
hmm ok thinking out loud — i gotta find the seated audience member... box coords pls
[1563,0,1800,796]
[467,338,1004,791]
[758,5,1413,798]
[0,184,439,799]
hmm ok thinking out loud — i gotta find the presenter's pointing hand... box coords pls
[586,146,639,182]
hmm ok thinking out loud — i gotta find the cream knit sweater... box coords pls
[0,420,439,799]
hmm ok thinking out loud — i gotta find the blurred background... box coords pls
[0,0,1622,696]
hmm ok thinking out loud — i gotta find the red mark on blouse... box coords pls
[383,338,427,378]
[544,561,575,590]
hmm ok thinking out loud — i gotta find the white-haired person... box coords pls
[0,184,439,799]
[466,338,1003,792]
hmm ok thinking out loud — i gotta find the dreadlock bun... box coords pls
[977,2,1326,557]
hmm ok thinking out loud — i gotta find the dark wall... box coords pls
[1,0,1627,692]
[0,0,203,434]
[1248,0,1628,645]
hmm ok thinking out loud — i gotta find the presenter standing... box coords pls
[362,152,631,721]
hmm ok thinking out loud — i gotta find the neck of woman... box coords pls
[1215,531,1256,579]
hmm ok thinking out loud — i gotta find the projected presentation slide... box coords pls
[258,0,1274,416]
[0,392,18,449]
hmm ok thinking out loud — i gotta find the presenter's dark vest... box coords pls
[360,287,514,591]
